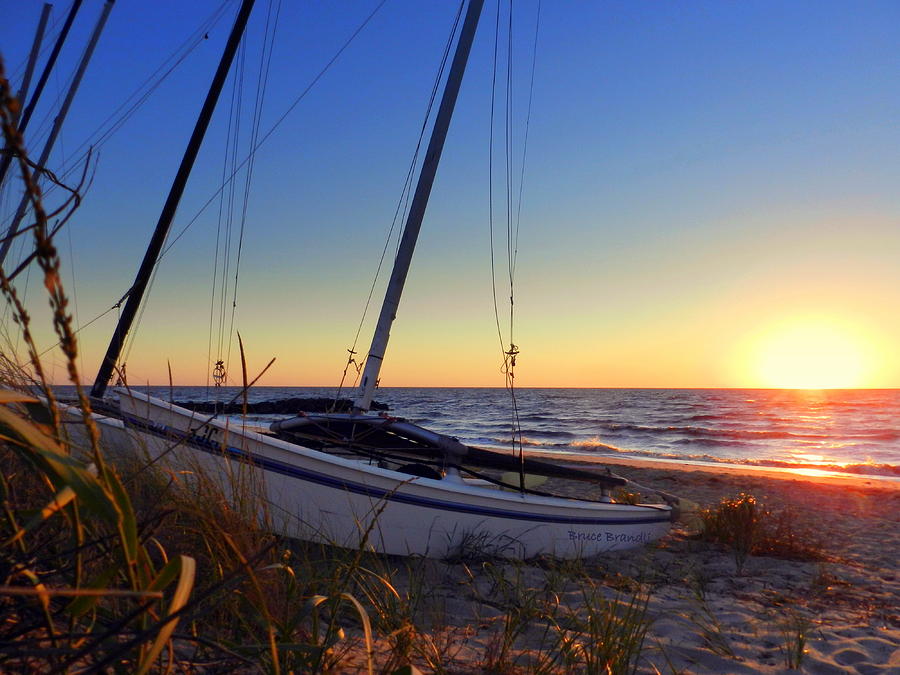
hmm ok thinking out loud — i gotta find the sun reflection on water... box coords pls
[787,467,842,478]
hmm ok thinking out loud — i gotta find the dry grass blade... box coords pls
[0,586,164,599]
[238,332,248,417]
[699,492,827,573]
[6,485,75,545]
[135,555,196,675]
[0,391,39,404]
[338,592,375,675]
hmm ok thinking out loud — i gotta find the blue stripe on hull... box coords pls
[124,416,671,527]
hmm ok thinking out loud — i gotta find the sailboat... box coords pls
[76,0,674,558]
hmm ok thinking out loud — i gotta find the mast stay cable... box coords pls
[152,0,389,264]
[43,0,381,380]
[226,0,282,377]
[487,0,541,489]
[332,0,467,406]
[0,1,235,234]
[93,1,386,390]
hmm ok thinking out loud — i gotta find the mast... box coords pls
[354,0,485,412]
[90,0,256,399]
[0,0,113,267]
[13,4,52,129]
[0,0,83,191]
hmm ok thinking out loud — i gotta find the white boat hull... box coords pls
[94,390,671,559]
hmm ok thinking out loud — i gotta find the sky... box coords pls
[1,0,899,389]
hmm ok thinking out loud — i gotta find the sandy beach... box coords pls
[344,460,900,673]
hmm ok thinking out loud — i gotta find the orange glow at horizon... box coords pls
[746,317,875,389]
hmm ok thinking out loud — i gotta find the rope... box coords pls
[503,1,525,488]
[489,0,503,354]
[121,1,387,386]
[331,0,466,408]
[216,36,245,382]
[206,36,244,392]
[205,56,237,393]
[226,0,282,374]
[485,0,540,491]
[0,1,234,231]
[126,0,390,386]
[7,2,235,377]
[36,300,119,359]
[513,0,540,282]
[155,0,389,264]
[488,1,522,479]
[7,4,67,84]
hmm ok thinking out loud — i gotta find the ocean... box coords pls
[70,386,899,482]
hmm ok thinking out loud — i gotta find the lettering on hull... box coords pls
[567,529,653,545]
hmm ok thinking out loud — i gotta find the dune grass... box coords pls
[777,608,813,670]
[698,492,827,574]
[0,62,662,673]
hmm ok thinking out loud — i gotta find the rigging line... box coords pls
[504,1,525,476]
[123,31,247,377]
[348,0,464,355]
[218,38,246,374]
[227,0,283,372]
[216,56,238,372]
[505,0,515,336]
[207,35,242,394]
[156,0,389,263]
[8,3,66,84]
[511,0,539,283]
[61,2,233,170]
[36,303,119,359]
[6,1,235,219]
[215,37,248,382]
[65,224,85,376]
[388,0,466,266]
[488,0,505,357]
[389,0,464,262]
[114,5,266,374]
[118,0,386,389]
[333,0,465,404]
[483,0,523,477]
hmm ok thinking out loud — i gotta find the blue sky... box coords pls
[2,0,899,388]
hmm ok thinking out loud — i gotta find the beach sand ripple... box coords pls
[335,461,898,673]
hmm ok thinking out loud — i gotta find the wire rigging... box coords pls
[206,33,244,393]
[108,1,386,381]
[154,0,389,265]
[7,2,68,84]
[0,1,235,233]
[216,36,246,383]
[332,0,467,405]
[486,0,541,489]
[513,0,540,281]
[226,0,282,375]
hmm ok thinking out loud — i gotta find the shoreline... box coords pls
[431,451,900,673]
[522,448,900,490]
[335,446,900,672]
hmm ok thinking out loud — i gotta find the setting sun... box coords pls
[749,318,873,389]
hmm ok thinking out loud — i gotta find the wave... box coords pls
[88,386,900,479]
[483,435,900,478]
[589,421,900,443]
[543,442,900,478]
[671,437,752,448]
[570,437,622,452]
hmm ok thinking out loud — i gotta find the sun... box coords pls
[749,317,872,389]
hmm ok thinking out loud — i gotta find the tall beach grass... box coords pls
[0,60,662,673]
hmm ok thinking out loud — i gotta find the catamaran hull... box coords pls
[92,391,671,559]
